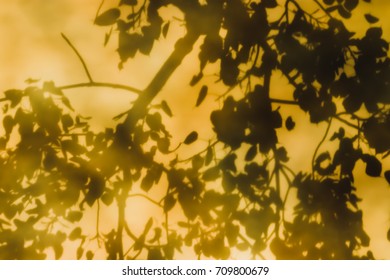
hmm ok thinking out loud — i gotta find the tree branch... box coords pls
[123,30,200,130]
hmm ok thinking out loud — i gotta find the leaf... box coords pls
[161,100,173,117]
[276,147,289,162]
[236,242,249,251]
[61,114,74,130]
[330,127,345,141]
[225,223,239,246]
[245,145,257,161]
[178,221,190,228]
[101,191,114,206]
[94,8,120,26]
[113,110,127,121]
[326,5,339,12]
[148,227,162,243]
[54,244,63,260]
[69,227,82,241]
[146,113,162,131]
[387,228,390,242]
[262,0,277,8]
[162,22,170,38]
[338,5,351,18]
[192,154,204,170]
[202,166,220,181]
[196,85,208,107]
[4,89,23,107]
[285,116,295,131]
[344,0,359,11]
[148,248,164,260]
[3,115,14,136]
[365,13,379,24]
[219,153,237,172]
[43,81,63,95]
[384,171,390,184]
[62,96,74,111]
[164,194,176,212]
[190,73,203,86]
[361,154,382,177]
[144,218,153,235]
[157,138,170,153]
[66,211,83,222]
[184,131,198,145]
[25,78,40,84]
[141,172,154,192]
[86,250,94,260]
[205,146,213,166]
[85,173,105,206]
[104,27,113,46]
[77,247,84,260]
[120,0,137,5]
[62,140,86,156]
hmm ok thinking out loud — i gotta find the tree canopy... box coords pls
[0,0,389,260]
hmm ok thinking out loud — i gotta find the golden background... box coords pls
[0,0,389,259]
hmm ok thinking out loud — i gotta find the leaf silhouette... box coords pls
[285,116,295,131]
[120,0,137,5]
[162,22,170,38]
[184,131,198,145]
[1,0,390,261]
[344,0,359,11]
[196,85,208,107]
[361,154,382,177]
[161,100,173,117]
[205,146,213,166]
[365,13,379,23]
[69,227,82,241]
[384,171,390,185]
[94,8,120,26]
[164,194,176,212]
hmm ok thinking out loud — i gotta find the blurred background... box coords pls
[0,0,390,259]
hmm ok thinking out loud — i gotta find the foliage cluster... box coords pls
[0,0,389,259]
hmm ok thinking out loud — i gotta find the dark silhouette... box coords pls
[0,0,389,259]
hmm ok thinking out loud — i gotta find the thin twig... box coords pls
[334,115,359,130]
[59,82,142,95]
[177,140,219,163]
[128,194,163,207]
[313,0,333,18]
[94,200,102,248]
[95,0,105,22]
[270,98,298,105]
[311,117,333,178]
[280,166,293,223]
[61,33,94,83]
